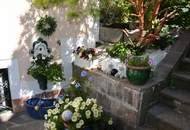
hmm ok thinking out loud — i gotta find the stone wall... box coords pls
[72,29,190,130]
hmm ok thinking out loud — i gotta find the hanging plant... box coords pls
[36,15,57,37]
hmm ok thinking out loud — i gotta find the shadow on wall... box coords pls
[11,0,99,97]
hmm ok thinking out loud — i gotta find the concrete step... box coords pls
[160,88,190,114]
[147,103,190,130]
[183,58,190,64]
[179,58,190,71]
[172,71,190,90]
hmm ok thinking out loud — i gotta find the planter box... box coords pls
[99,26,123,43]
[74,55,99,69]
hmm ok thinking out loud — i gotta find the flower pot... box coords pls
[26,98,56,119]
[36,75,47,90]
[127,65,151,85]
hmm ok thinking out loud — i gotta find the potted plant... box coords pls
[26,38,64,119]
[127,56,151,85]
[27,38,64,90]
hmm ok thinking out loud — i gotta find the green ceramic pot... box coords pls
[127,65,151,85]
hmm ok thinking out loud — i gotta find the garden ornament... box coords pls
[30,37,51,58]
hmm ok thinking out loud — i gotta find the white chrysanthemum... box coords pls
[71,115,78,122]
[76,123,81,129]
[92,104,97,108]
[53,116,58,120]
[47,110,52,117]
[79,119,84,126]
[108,118,113,125]
[50,122,56,128]
[55,103,60,108]
[93,109,99,118]
[85,110,91,119]
[58,99,64,104]
[80,102,86,110]
[65,98,70,103]
[86,99,91,106]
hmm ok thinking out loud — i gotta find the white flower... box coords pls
[108,118,113,125]
[71,115,78,122]
[65,98,70,103]
[61,110,73,122]
[47,109,52,117]
[55,103,60,108]
[86,99,91,106]
[50,122,56,128]
[44,114,48,120]
[53,116,58,120]
[85,110,91,119]
[76,123,81,129]
[58,99,64,104]
[79,119,84,126]
[93,109,99,118]
[80,102,86,110]
[71,80,76,85]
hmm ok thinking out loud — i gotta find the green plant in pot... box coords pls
[127,56,151,85]
[28,38,64,90]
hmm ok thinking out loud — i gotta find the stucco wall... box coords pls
[0,0,99,99]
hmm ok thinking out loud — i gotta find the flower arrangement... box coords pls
[44,97,113,130]
[36,15,57,37]
[73,46,97,60]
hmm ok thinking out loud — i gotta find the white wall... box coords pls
[0,0,99,99]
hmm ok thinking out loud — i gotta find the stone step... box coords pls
[179,58,190,71]
[172,71,190,90]
[160,88,190,114]
[183,57,190,64]
[147,103,190,130]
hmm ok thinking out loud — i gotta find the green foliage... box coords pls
[47,63,65,83]
[27,54,64,84]
[127,56,150,67]
[149,25,176,50]
[160,0,190,28]
[106,42,145,61]
[100,0,133,25]
[32,0,64,8]
[36,15,57,37]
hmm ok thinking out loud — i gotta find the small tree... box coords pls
[122,0,190,46]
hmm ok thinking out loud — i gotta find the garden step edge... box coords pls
[147,103,190,130]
